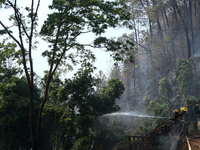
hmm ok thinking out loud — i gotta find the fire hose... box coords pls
[170,119,191,150]
[170,119,184,150]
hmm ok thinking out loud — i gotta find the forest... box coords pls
[0,0,200,150]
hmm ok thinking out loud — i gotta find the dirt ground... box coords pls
[179,135,200,150]
[188,135,200,149]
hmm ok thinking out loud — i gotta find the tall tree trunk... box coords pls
[29,88,37,150]
[157,18,163,38]
[171,0,178,23]
[163,8,169,29]
[195,0,197,17]
[162,11,167,33]
[184,0,187,15]
[174,0,192,59]
[133,18,138,42]
[149,18,153,40]
[189,0,195,56]
[151,0,163,38]
[184,24,192,59]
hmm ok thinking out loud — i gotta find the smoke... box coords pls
[156,135,179,150]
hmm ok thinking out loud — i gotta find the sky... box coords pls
[0,0,132,79]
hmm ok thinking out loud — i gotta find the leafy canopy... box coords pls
[40,0,133,68]
[0,0,133,149]
[42,66,125,149]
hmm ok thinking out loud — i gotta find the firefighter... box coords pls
[170,109,180,120]
[170,109,181,135]
[174,109,180,120]
[180,107,189,135]
[180,107,188,122]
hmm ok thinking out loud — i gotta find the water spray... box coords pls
[104,112,168,119]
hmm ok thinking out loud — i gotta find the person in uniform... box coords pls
[179,107,189,135]
[170,109,181,135]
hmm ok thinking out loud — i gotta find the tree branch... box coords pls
[6,0,30,39]
[16,96,29,103]
[122,35,151,53]
[34,0,40,21]
[29,0,35,87]
[0,21,21,47]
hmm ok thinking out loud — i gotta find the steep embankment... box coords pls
[114,120,200,150]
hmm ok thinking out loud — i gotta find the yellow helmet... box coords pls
[181,107,187,112]
[174,109,179,113]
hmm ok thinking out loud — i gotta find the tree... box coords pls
[42,65,125,149]
[173,58,200,107]
[123,0,200,115]
[0,41,29,149]
[0,42,53,149]
[0,41,22,80]
[0,77,31,150]
[0,0,133,149]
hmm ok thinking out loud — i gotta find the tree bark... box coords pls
[156,18,163,38]
[174,0,192,59]
[171,0,178,23]
[184,24,191,59]
[195,0,197,17]
[162,11,167,33]
[163,8,169,29]
[2,1,41,149]
[189,0,195,56]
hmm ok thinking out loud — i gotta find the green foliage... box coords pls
[92,117,126,150]
[0,0,135,148]
[0,42,22,79]
[144,57,200,120]
[173,58,200,107]
[145,65,160,103]
[133,118,161,136]
[159,77,172,97]
[40,0,133,67]
[147,97,169,117]
[71,131,97,150]
[174,59,194,97]
[0,76,42,149]
[95,125,125,150]
[0,57,49,149]
[41,67,125,149]
[0,77,30,149]
[0,38,126,149]
[99,79,124,113]
[0,42,30,149]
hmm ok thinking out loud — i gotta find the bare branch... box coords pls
[80,30,92,34]
[0,21,22,47]
[34,0,40,21]
[16,96,29,103]
[51,32,80,76]
[122,35,151,53]
[51,46,71,76]
[6,0,30,39]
